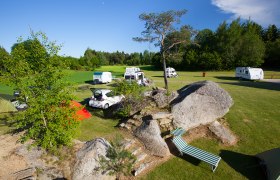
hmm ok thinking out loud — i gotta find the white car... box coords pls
[88,89,124,109]
[11,100,28,111]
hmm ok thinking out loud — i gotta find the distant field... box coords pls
[0,66,280,179]
[65,66,127,84]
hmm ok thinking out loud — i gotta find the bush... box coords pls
[114,80,144,99]
[114,80,145,118]
[99,135,136,179]
[2,31,80,152]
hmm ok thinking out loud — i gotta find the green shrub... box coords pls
[99,135,136,179]
[114,80,145,118]
[114,80,144,99]
[2,31,80,152]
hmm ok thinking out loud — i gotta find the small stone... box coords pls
[143,91,153,97]
[152,112,172,120]
[122,139,135,149]
[133,114,142,121]
[119,123,125,128]
[133,162,153,176]
[11,167,36,180]
[159,118,172,125]
[132,148,141,155]
[136,153,147,162]
[124,124,131,130]
[127,119,139,126]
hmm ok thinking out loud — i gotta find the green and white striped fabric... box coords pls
[171,127,186,136]
[172,136,221,172]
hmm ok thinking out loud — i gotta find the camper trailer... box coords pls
[166,67,178,78]
[124,67,148,85]
[125,67,140,74]
[93,72,112,84]
[124,67,143,80]
[235,67,264,80]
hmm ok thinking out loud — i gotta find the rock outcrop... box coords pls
[134,119,170,157]
[151,88,178,108]
[72,138,114,180]
[208,121,237,145]
[171,81,233,130]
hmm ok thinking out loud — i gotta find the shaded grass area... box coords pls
[0,112,15,135]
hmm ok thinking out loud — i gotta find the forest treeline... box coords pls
[1,19,280,71]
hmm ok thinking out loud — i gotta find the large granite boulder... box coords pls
[171,81,233,130]
[134,118,170,157]
[72,138,114,180]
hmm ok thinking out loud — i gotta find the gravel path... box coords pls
[0,134,28,179]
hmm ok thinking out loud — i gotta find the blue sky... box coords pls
[0,0,279,57]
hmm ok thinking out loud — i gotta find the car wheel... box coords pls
[104,103,109,109]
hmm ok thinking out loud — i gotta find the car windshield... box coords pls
[106,91,115,97]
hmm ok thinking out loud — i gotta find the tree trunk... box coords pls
[162,52,168,90]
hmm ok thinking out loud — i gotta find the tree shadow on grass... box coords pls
[0,94,14,100]
[79,98,90,106]
[0,112,13,126]
[151,75,164,78]
[214,76,239,81]
[139,65,159,71]
[221,81,280,91]
[220,150,264,180]
[84,80,95,85]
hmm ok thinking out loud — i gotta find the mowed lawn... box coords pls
[141,70,280,179]
[72,66,280,179]
[0,66,280,179]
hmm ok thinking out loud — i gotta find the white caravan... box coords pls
[93,72,112,84]
[124,67,148,85]
[166,67,178,78]
[124,67,144,80]
[235,67,264,80]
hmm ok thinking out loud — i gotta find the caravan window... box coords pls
[245,71,248,74]
[125,75,135,80]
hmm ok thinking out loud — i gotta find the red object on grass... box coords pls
[70,101,91,120]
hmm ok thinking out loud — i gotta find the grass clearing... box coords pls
[78,114,120,141]
[0,66,280,179]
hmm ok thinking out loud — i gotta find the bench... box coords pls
[172,136,221,172]
[171,127,186,136]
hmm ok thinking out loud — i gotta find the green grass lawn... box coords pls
[0,84,13,95]
[0,66,280,179]
[141,68,280,180]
